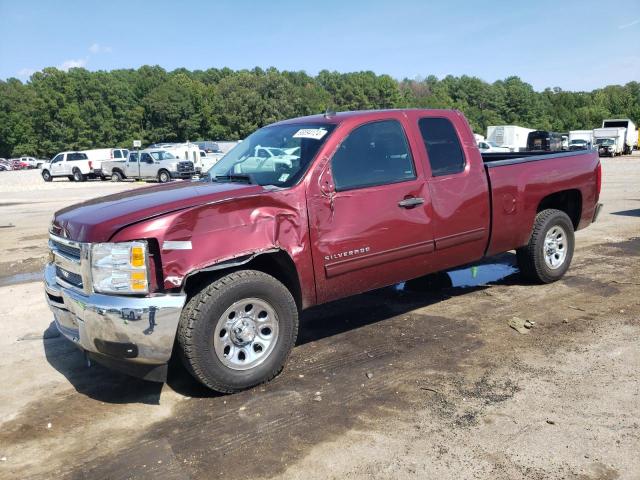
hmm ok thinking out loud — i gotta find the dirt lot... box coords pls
[0,161,638,480]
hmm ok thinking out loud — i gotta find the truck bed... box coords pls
[481,150,579,164]
[480,149,601,257]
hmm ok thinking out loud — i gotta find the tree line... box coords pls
[0,66,638,158]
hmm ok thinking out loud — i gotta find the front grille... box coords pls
[177,161,194,173]
[51,239,81,260]
[55,266,83,288]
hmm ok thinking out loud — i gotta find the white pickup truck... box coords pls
[41,151,104,182]
[102,149,196,183]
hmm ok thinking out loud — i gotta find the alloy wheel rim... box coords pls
[213,297,279,370]
[543,225,567,269]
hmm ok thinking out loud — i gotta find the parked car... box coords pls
[40,151,104,182]
[568,139,590,151]
[477,140,510,153]
[569,130,593,150]
[526,131,565,151]
[593,128,626,156]
[79,148,129,177]
[601,119,638,155]
[486,125,534,152]
[101,149,195,182]
[0,159,11,171]
[9,156,47,169]
[9,158,30,170]
[44,109,602,393]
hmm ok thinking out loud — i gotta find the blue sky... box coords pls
[1,0,638,91]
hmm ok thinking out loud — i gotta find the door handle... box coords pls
[398,197,425,208]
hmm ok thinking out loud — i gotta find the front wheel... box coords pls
[42,170,52,182]
[177,270,299,393]
[516,209,574,283]
[158,169,171,183]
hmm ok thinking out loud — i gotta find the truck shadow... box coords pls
[42,323,164,405]
[44,253,520,402]
[297,252,519,347]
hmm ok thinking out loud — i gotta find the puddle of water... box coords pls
[0,271,42,287]
[447,263,518,288]
[397,262,518,291]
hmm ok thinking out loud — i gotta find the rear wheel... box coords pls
[72,169,86,182]
[177,270,299,393]
[111,170,123,182]
[516,209,574,283]
[42,170,52,182]
[158,169,171,183]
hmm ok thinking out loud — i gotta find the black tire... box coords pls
[72,169,86,182]
[516,209,574,284]
[111,170,123,182]
[177,270,299,393]
[158,169,171,183]
[42,170,52,182]
[67,175,74,181]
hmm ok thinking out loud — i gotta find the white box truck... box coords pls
[601,119,638,154]
[568,130,594,150]
[486,125,534,152]
[593,127,626,156]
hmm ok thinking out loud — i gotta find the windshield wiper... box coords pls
[214,174,254,184]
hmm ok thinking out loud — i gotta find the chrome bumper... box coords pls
[44,263,186,368]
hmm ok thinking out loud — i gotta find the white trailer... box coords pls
[601,119,638,154]
[568,130,594,150]
[161,143,203,173]
[593,127,626,156]
[486,125,534,152]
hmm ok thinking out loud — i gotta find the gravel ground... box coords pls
[0,157,638,480]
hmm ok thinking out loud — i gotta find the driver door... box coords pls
[307,118,434,304]
[50,154,65,176]
[139,153,156,177]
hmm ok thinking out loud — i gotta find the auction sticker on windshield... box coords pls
[293,128,328,140]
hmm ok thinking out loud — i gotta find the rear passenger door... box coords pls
[417,115,491,272]
[308,118,434,303]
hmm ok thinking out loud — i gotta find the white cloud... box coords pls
[58,58,87,71]
[89,43,112,54]
[618,18,640,29]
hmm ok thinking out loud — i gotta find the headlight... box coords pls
[91,241,149,294]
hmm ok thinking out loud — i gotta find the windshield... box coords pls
[595,139,614,146]
[149,151,176,161]
[570,140,587,145]
[208,123,336,187]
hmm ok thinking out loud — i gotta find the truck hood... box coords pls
[52,180,265,242]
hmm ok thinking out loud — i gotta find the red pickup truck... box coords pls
[45,109,602,392]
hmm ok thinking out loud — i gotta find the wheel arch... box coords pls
[182,249,303,313]
[536,189,582,230]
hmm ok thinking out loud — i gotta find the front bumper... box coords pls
[44,263,186,381]
[170,170,196,179]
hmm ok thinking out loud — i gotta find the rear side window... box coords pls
[68,153,88,161]
[114,150,122,158]
[332,120,415,191]
[418,118,465,176]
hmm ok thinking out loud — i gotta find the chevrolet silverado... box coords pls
[44,109,602,392]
